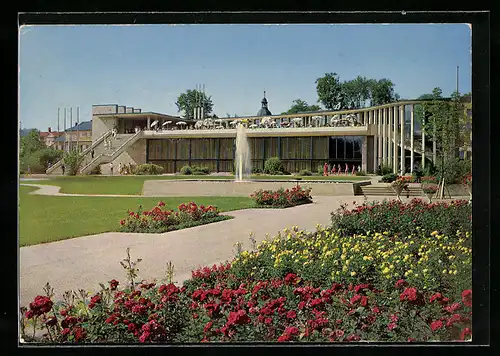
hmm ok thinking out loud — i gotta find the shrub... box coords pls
[191,165,210,175]
[263,157,284,175]
[330,198,471,239]
[252,167,263,174]
[133,164,164,175]
[180,165,192,175]
[63,149,85,176]
[317,165,324,175]
[377,164,393,176]
[355,170,366,176]
[250,185,313,208]
[120,201,224,233]
[435,158,472,184]
[412,168,424,183]
[90,165,101,175]
[299,169,312,176]
[381,173,397,183]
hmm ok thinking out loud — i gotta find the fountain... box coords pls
[235,123,252,182]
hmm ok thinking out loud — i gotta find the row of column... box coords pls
[361,105,437,174]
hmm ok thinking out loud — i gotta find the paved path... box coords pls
[20,193,375,307]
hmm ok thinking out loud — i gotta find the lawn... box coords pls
[19,186,256,247]
[20,174,368,195]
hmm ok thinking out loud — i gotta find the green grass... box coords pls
[20,174,368,195]
[19,186,256,247]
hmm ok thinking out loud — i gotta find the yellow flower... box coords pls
[443,269,447,274]
[431,231,438,236]
[453,270,457,275]
[363,256,372,261]
[351,271,357,277]
[382,267,390,274]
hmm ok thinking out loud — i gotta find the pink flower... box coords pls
[461,290,472,308]
[460,327,472,341]
[430,320,443,331]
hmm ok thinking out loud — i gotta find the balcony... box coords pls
[142,125,371,139]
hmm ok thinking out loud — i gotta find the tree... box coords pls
[20,129,45,157]
[342,76,373,109]
[175,89,214,120]
[421,88,464,196]
[315,73,345,110]
[63,149,85,176]
[369,79,399,106]
[281,99,321,115]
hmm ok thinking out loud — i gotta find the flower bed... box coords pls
[250,185,313,208]
[330,198,471,239]
[21,268,472,343]
[230,226,471,298]
[119,202,231,233]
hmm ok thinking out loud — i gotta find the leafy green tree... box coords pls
[281,99,321,115]
[20,129,45,157]
[175,89,214,119]
[315,73,345,110]
[342,76,373,109]
[369,79,400,106]
[421,88,464,187]
[63,149,85,176]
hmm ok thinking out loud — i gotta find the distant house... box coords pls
[53,121,92,152]
[39,127,64,148]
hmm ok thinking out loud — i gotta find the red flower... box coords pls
[395,279,408,289]
[284,326,300,336]
[25,310,34,319]
[61,328,71,336]
[444,303,462,313]
[120,220,125,225]
[429,292,443,303]
[461,290,472,308]
[345,334,361,342]
[109,279,119,290]
[400,287,418,302]
[158,201,165,207]
[460,327,472,341]
[408,338,416,342]
[277,334,291,342]
[204,321,213,333]
[430,320,443,331]
[446,314,462,328]
[387,322,397,331]
[286,310,297,319]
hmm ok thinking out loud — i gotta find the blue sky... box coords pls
[19,24,471,131]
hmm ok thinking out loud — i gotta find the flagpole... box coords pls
[76,107,80,151]
[70,107,73,151]
[64,108,67,152]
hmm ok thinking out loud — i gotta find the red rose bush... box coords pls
[119,201,230,233]
[250,185,313,208]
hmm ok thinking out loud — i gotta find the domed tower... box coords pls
[257,91,272,116]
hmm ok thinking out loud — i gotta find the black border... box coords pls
[9,10,492,354]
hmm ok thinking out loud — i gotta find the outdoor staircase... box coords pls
[357,183,424,198]
[79,131,143,174]
[46,130,113,175]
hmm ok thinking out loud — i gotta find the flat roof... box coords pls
[95,112,187,120]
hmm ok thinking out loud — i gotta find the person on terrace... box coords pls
[323,162,329,176]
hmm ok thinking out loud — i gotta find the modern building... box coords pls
[47,97,450,176]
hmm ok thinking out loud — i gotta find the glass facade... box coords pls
[147,135,364,173]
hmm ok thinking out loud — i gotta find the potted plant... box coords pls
[390,176,409,201]
[422,183,439,202]
[420,176,439,202]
